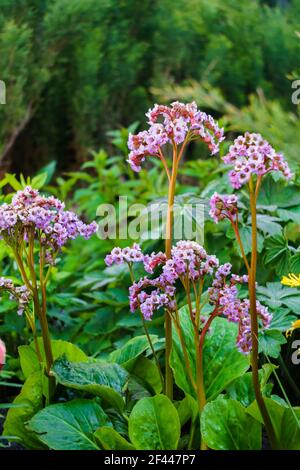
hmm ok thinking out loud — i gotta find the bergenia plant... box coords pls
[0,186,97,399]
[105,240,273,449]
[209,132,293,449]
[127,101,224,398]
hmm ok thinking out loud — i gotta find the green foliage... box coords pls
[171,305,249,400]
[201,398,262,450]
[3,371,45,449]
[247,397,300,450]
[28,399,109,450]
[1,0,299,169]
[52,357,129,411]
[128,395,180,450]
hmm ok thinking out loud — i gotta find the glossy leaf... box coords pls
[19,338,88,379]
[247,397,300,450]
[171,305,249,400]
[201,398,261,450]
[28,399,108,450]
[3,371,45,449]
[52,357,128,411]
[109,334,159,369]
[128,395,180,450]
[94,427,134,450]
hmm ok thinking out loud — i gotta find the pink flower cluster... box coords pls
[208,265,272,353]
[105,241,271,353]
[127,101,224,172]
[223,132,293,189]
[209,192,238,223]
[0,277,31,315]
[104,244,144,266]
[0,186,97,263]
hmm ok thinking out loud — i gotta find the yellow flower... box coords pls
[286,319,300,337]
[281,273,300,288]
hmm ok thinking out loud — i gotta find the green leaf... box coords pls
[269,308,297,332]
[259,329,286,358]
[128,395,180,450]
[226,364,275,407]
[109,335,159,369]
[84,307,119,335]
[3,371,45,449]
[247,398,300,450]
[264,236,290,275]
[258,179,300,209]
[131,356,163,394]
[171,305,249,400]
[256,214,282,237]
[257,282,300,312]
[239,225,264,254]
[52,357,129,411]
[19,339,88,379]
[27,399,108,450]
[94,427,134,450]
[201,398,261,450]
[177,394,198,427]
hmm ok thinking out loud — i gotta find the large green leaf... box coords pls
[128,395,180,450]
[52,357,129,411]
[247,397,300,450]
[226,364,275,407]
[258,178,300,209]
[201,398,261,450]
[27,399,109,450]
[131,356,163,394]
[3,371,45,449]
[171,305,249,400]
[264,236,291,276]
[94,427,135,450]
[109,334,159,369]
[19,339,88,379]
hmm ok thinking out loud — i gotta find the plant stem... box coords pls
[231,219,250,272]
[164,146,179,400]
[173,309,197,392]
[248,178,278,449]
[128,264,164,392]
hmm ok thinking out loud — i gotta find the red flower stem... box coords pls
[248,176,277,449]
[230,218,250,273]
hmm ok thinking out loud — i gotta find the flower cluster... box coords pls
[0,186,97,263]
[105,244,143,266]
[0,277,31,315]
[105,241,272,352]
[223,132,293,189]
[208,265,272,353]
[127,101,224,172]
[209,193,238,223]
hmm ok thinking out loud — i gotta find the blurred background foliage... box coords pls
[0,0,299,173]
[0,0,300,404]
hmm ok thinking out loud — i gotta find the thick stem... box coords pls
[249,180,278,449]
[164,148,178,400]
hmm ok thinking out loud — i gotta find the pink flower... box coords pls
[0,186,97,264]
[0,339,6,369]
[209,192,238,223]
[223,132,293,188]
[127,101,224,172]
